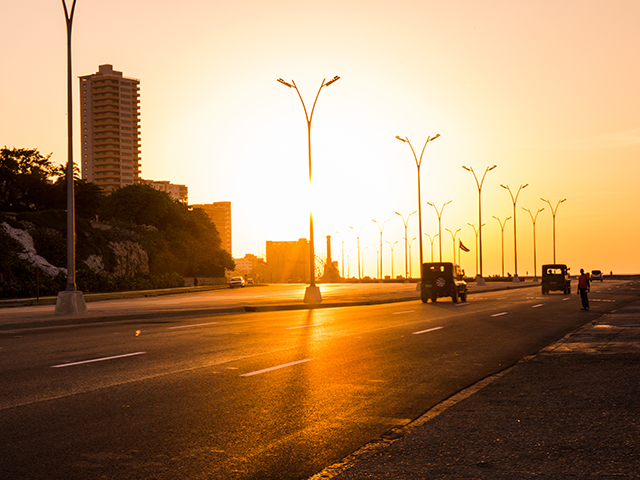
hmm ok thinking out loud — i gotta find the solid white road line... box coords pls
[491,312,508,317]
[240,358,314,377]
[169,321,219,329]
[412,326,444,335]
[51,352,147,368]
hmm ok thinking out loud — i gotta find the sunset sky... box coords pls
[3,0,640,277]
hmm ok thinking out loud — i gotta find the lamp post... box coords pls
[493,216,512,277]
[362,245,370,278]
[462,164,497,285]
[370,244,379,281]
[334,230,347,279]
[386,240,398,280]
[349,225,366,280]
[408,237,416,279]
[346,249,353,278]
[372,218,391,282]
[395,210,416,281]
[55,0,87,315]
[277,75,340,303]
[427,201,452,261]
[541,198,566,264]
[396,133,440,289]
[523,207,544,280]
[501,183,528,281]
[445,228,461,264]
[425,233,438,262]
[467,222,485,278]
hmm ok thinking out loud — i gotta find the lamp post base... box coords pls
[55,290,88,315]
[512,275,520,283]
[476,275,486,286]
[304,286,322,304]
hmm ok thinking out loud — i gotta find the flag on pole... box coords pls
[459,240,470,252]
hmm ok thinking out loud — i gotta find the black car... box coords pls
[541,264,571,294]
[421,262,468,303]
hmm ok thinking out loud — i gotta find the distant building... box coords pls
[79,64,141,192]
[140,179,188,203]
[232,254,266,282]
[190,202,232,255]
[266,239,310,283]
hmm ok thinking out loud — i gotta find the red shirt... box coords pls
[578,273,590,289]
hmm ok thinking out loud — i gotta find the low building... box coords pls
[232,254,266,283]
[265,239,310,283]
[140,179,188,203]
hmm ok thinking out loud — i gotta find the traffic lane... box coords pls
[3,290,633,479]
[0,280,631,411]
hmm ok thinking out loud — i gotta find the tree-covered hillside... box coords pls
[1,147,234,298]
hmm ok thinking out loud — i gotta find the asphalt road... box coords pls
[1,280,637,479]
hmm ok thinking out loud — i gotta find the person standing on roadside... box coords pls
[578,268,590,310]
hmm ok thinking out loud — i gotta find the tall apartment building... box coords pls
[190,202,232,255]
[79,64,141,192]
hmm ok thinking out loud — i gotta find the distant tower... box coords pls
[79,64,141,192]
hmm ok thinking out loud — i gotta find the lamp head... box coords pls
[462,165,471,172]
[324,75,340,86]
[395,135,407,143]
[488,165,497,171]
[522,183,529,189]
[277,78,293,88]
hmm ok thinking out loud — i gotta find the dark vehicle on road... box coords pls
[421,262,467,303]
[541,264,571,294]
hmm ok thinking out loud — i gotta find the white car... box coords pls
[229,276,245,288]
[591,270,603,282]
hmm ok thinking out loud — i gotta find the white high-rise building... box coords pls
[79,64,141,192]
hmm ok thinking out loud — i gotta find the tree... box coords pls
[0,147,59,212]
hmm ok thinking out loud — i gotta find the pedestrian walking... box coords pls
[578,268,590,310]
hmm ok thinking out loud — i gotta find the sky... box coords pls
[3,0,640,277]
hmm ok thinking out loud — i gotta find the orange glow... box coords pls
[2,1,639,275]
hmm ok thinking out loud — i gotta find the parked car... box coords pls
[591,270,603,282]
[421,262,467,303]
[541,264,571,294]
[229,276,245,288]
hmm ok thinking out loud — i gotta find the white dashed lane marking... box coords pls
[412,327,444,335]
[51,352,147,368]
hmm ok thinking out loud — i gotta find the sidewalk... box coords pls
[310,300,640,479]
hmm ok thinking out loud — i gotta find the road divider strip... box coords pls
[169,321,219,329]
[51,351,147,368]
[240,358,314,377]
[412,327,444,335]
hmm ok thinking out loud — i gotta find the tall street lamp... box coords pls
[523,207,544,280]
[445,228,461,264]
[541,198,566,264]
[372,218,391,282]
[425,233,438,262]
[334,230,347,279]
[493,216,512,278]
[467,222,485,278]
[370,244,379,281]
[349,225,366,280]
[408,237,416,278]
[277,75,340,303]
[462,164,497,285]
[395,210,416,281]
[427,201,452,261]
[396,133,440,289]
[501,183,528,281]
[362,245,370,278]
[386,240,399,280]
[56,0,87,315]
